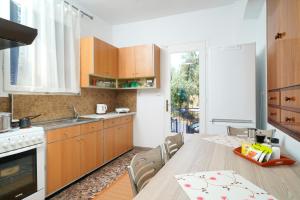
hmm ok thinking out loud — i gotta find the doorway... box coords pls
[165,43,206,137]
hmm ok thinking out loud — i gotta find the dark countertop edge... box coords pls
[35,112,136,131]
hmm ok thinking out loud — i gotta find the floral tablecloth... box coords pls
[175,170,276,200]
[202,136,245,148]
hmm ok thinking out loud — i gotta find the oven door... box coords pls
[0,146,38,200]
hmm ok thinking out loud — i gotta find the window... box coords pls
[1,0,81,94]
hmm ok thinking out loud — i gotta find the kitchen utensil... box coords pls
[115,108,130,113]
[0,112,12,133]
[19,114,41,129]
[96,104,108,114]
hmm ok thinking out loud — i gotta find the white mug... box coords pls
[96,104,108,114]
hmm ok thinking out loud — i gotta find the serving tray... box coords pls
[233,147,296,167]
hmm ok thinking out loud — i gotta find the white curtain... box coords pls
[4,0,80,93]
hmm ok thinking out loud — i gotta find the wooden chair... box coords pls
[164,133,184,160]
[127,146,164,196]
[227,126,249,137]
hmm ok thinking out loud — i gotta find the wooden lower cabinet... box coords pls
[47,140,62,194]
[115,124,128,156]
[80,132,97,175]
[126,122,133,150]
[61,136,81,185]
[47,118,133,196]
[47,136,81,195]
[104,127,115,162]
[104,117,134,162]
[96,130,104,167]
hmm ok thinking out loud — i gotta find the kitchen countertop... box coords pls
[34,112,135,131]
[80,112,136,120]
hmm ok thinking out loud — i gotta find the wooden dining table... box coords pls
[134,135,300,200]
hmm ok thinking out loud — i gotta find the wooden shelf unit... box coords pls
[80,37,160,89]
[267,0,300,141]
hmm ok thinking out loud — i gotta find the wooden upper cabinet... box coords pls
[118,47,135,78]
[94,38,109,77]
[267,0,300,89]
[135,45,155,77]
[108,45,118,77]
[279,0,300,87]
[267,0,281,90]
[118,44,160,79]
[81,36,161,88]
[267,0,300,141]
[80,37,94,87]
[80,37,118,87]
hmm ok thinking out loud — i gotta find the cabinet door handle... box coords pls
[166,100,169,112]
[285,117,295,122]
[270,112,277,116]
[285,96,295,102]
[275,32,286,40]
[269,96,277,100]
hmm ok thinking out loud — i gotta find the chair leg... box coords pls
[127,166,138,196]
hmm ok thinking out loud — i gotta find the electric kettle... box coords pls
[96,104,108,114]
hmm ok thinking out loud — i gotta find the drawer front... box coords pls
[104,118,118,128]
[268,107,280,122]
[281,89,300,108]
[81,121,103,134]
[47,125,80,143]
[120,116,132,124]
[268,91,280,105]
[280,110,300,132]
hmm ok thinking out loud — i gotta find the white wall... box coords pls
[112,0,266,148]
[70,0,113,42]
[80,15,112,43]
[268,124,300,161]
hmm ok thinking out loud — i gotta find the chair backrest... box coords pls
[227,126,249,137]
[164,133,184,160]
[127,146,164,196]
[256,129,275,138]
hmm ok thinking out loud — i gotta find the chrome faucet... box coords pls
[72,105,80,120]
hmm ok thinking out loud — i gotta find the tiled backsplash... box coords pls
[116,90,137,112]
[0,97,10,112]
[9,88,136,122]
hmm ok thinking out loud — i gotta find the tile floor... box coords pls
[49,149,143,200]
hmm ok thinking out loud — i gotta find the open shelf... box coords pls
[86,75,158,90]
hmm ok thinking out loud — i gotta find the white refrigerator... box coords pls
[206,43,256,135]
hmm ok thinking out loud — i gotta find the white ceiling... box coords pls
[73,0,239,25]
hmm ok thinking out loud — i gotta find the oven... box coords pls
[0,143,45,200]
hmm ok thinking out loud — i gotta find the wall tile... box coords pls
[0,97,10,112]
[116,90,137,112]
[12,88,137,122]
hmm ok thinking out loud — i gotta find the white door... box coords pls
[206,43,256,135]
[164,43,207,137]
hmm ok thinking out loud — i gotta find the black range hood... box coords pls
[0,17,38,50]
